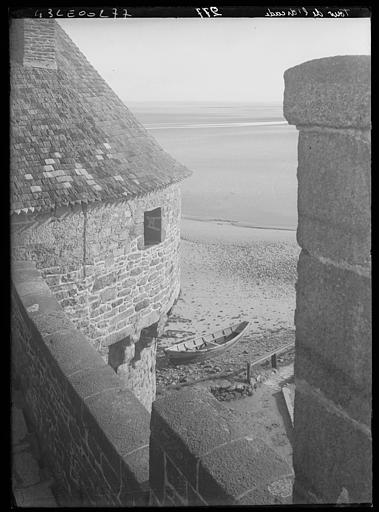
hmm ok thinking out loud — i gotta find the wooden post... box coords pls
[246,362,251,383]
[271,353,277,369]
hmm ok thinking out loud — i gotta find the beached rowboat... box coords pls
[164,321,250,364]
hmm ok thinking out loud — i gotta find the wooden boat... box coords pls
[164,321,250,364]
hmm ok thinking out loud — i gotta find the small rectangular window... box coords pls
[144,207,162,247]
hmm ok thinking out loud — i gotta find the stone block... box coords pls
[296,251,371,398]
[149,489,161,506]
[44,328,105,376]
[138,315,157,339]
[13,482,57,507]
[293,387,372,504]
[84,387,150,461]
[187,484,207,506]
[284,55,371,128]
[21,291,62,319]
[297,130,370,266]
[198,437,292,505]
[100,287,117,303]
[148,271,160,282]
[295,345,371,427]
[11,260,38,272]
[148,440,165,503]
[60,298,77,308]
[166,455,188,502]
[45,274,62,287]
[92,272,116,292]
[237,478,293,505]
[69,365,122,400]
[117,288,132,298]
[16,279,53,302]
[129,253,142,261]
[297,216,370,270]
[117,477,137,507]
[12,407,28,445]
[123,445,149,491]
[102,327,134,347]
[100,453,122,494]
[13,450,41,487]
[151,388,248,488]
[30,309,76,338]
[118,308,135,323]
[135,299,149,312]
[12,263,41,285]
[164,484,184,506]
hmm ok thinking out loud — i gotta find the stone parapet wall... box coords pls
[11,184,182,410]
[149,388,293,506]
[11,261,150,506]
[284,55,371,504]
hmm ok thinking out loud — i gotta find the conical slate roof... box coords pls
[10,20,192,215]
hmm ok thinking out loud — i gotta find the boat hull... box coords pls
[164,321,249,365]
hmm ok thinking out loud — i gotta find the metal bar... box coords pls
[166,342,295,391]
[249,341,294,369]
[246,362,251,383]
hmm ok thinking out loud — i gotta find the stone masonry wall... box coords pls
[117,338,157,413]
[149,388,293,506]
[283,56,371,504]
[11,183,182,410]
[11,261,151,506]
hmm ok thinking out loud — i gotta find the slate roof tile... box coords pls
[10,21,191,214]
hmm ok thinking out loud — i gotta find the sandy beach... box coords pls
[156,218,299,391]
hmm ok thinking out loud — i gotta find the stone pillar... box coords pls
[283,56,371,504]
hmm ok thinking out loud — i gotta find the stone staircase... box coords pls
[11,384,58,507]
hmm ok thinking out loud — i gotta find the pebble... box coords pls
[156,237,297,398]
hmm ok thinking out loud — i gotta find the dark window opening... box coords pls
[132,322,158,366]
[144,208,162,247]
[108,337,129,373]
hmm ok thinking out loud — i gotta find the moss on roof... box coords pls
[10,21,192,214]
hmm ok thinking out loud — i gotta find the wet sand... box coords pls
[156,218,299,390]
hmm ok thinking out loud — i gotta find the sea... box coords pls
[127,101,298,231]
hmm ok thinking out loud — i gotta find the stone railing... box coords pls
[11,260,151,506]
[149,387,293,506]
[284,55,371,504]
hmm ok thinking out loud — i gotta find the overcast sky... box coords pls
[58,18,370,103]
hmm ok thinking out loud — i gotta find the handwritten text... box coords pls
[196,7,222,18]
[265,7,350,18]
[34,8,132,18]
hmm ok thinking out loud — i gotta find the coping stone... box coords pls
[84,387,150,459]
[68,365,123,400]
[44,328,105,376]
[151,387,248,457]
[284,55,371,128]
[198,437,292,505]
